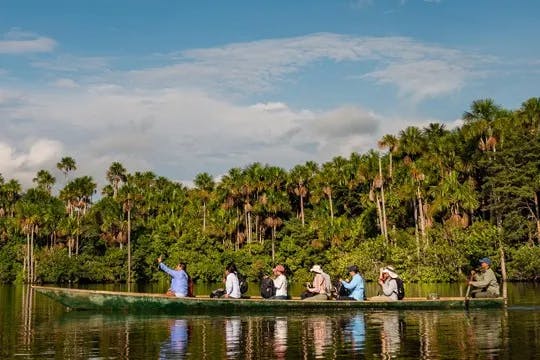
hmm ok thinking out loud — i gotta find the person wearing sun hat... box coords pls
[302,264,330,300]
[372,265,400,301]
[270,264,288,300]
[469,257,500,298]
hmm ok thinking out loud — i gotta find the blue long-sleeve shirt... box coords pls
[341,273,365,301]
[159,262,188,296]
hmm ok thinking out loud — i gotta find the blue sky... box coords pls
[1,0,539,188]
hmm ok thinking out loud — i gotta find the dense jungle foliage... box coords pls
[1,98,540,285]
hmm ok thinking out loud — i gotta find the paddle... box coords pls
[464,270,474,309]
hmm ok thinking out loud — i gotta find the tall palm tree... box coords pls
[378,134,399,179]
[518,97,540,134]
[194,172,215,232]
[462,99,502,152]
[288,162,318,226]
[56,156,77,181]
[33,170,56,194]
[106,162,127,199]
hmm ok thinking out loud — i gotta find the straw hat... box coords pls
[310,264,323,273]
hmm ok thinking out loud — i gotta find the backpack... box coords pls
[260,277,276,299]
[237,272,248,294]
[393,278,405,300]
[187,275,195,297]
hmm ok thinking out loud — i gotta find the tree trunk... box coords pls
[328,193,334,225]
[417,185,427,247]
[534,192,540,245]
[30,227,35,283]
[202,201,206,232]
[300,195,305,227]
[379,157,389,243]
[413,199,420,258]
[375,193,383,237]
[271,225,276,265]
[127,209,131,286]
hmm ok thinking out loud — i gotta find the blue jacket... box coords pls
[341,273,365,301]
[159,262,188,296]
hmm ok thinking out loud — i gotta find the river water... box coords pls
[1,282,539,359]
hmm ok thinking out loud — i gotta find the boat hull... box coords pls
[33,286,505,314]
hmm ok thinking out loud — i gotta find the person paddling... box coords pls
[468,257,500,298]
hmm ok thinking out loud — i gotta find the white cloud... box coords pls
[0,86,409,187]
[0,139,63,187]
[122,33,487,101]
[0,29,56,54]
[51,78,79,89]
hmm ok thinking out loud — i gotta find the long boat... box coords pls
[33,286,505,314]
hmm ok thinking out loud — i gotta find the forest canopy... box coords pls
[1,97,540,284]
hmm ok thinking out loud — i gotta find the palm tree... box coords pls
[1,179,21,217]
[462,99,502,152]
[194,172,215,232]
[518,97,540,134]
[106,162,127,199]
[56,156,77,181]
[33,170,56,194]
[288,162,318,226]
[378,134,399,178]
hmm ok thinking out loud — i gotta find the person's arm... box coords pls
[470,272,490,288]
[273,276,284,290]
[225,274,233,295]
[159,262,176,277]
[342,275,360,290]
[382,279,397,296]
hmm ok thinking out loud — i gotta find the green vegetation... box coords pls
[1,98,539,285]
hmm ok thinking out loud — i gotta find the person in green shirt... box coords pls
[468,257,500,298]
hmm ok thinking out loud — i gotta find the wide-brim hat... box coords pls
[310,265,323,273]
[383,266,398,278]
[273,264,285,273]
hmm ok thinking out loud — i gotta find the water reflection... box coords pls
[273,318,287,359]
[3,282,540,359]
[225,317,242,358]
[160,319,189,359]
[369,311,403,358]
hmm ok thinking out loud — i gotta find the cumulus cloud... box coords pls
[0,85,400,187]
[0,139,63,187]
[0,29,56,54]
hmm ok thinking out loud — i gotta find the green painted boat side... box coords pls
[33,286,505,313]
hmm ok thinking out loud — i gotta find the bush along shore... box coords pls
[1,97,540,286]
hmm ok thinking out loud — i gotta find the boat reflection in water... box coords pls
[159,319,189,359]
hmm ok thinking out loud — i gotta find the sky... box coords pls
[1,0,539,189]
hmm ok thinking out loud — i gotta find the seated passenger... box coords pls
[269,264,288,300]
[372,266,401,301]
[224,263,242,299]
[301,264,329,300]
[157,256,188,298]
[469,257,500,298]
[338,265,365,301]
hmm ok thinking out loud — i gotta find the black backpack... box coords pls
[393,278,405,300]
[237,272,248,294]
[260,277,275,299]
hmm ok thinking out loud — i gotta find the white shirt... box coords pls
[225,272,241,298]
[273,274,288,297]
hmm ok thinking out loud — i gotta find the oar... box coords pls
[464,271,473,309]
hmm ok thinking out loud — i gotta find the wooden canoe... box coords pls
[33,286,505,313]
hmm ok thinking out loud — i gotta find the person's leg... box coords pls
[472,291,498,298]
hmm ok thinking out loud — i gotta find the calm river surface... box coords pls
[1,282,539,359]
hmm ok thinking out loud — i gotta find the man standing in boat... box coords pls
[468,257,500,298]
[158,256,189,298]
